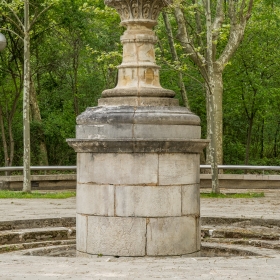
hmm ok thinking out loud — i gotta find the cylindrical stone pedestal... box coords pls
[67,0,208,257]
[68,106,208,257]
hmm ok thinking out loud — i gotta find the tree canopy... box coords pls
[0,0,279,170]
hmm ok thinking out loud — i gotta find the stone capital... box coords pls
[105,0,171,27]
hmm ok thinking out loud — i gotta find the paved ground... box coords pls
[0,189,279,222]
[0,253,279,280]
[0,189,279,279]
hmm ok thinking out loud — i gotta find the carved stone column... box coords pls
[67,0,208,257]
[100,0,177,106]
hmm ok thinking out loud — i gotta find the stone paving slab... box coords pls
[0,254,279,279]
[0,198,76,221]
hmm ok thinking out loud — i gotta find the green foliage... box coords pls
[0,0,279,169]
[0,190,76,199]
[223,0,280,165]
[200,192,265,198]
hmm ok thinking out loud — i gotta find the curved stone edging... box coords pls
[76,106,200,125]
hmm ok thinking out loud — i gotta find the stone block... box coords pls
[133,124,201,140]
[76,184,114,216]
[76,106,135,125]
[182,184,200,216]
[115,185,181,217]
[76,214,87,253]
[196,217,201,251]
[87,216,146,256]
[76,123,200,140]
[245,174,269,180]
[219,174,242,180]
[76,124,133,139]
[158,154,200,185]
[268,175,280,181]
[98,97,179,107]
[146,217,198,256]
[77,153,158,185]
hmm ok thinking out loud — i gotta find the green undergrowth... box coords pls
[0,191,76,199]
[200,192,265,198]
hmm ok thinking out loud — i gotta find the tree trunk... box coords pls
[209,68,223,166]
[72,39,80,116]
[30,80,49,166]
[260,118,264,159]
[205,0,220,193]
[23,0,31,193]
[245,117,253,165]
[162,12,190,109]
[173,1,254,193]
[273,123,279,158]
[207,90,219,193]
[0,105,9,167]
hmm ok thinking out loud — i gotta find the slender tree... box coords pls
[1,0,53,192]
[173,0,254,192]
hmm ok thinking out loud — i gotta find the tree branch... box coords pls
[0,28,24,41]
[212,0,224,40]
[192,0,204,51]
[2,0,24,30]
[217,0,254,70]
[29,4,53,30]
[174,6,208,81]
[246,0,254,20]
[4,15,25,35]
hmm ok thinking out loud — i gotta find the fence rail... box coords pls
[0,165,279,190]
[200,165,280,171]
[0,165,279,172]
[0,166,77,172]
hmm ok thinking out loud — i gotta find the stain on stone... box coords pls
[145,68,154,84]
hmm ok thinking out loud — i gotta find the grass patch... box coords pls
[200,192,264,198]
[0,190,76,199]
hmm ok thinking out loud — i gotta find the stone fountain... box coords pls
[67,0,208,257]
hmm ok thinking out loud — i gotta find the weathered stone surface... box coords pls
[146,217,199,256]
[76,106,135,125]
[77,153,158,185]
[182,184,200,216]
[133,124,200,139]
[196,217,201,251]
[67,139,209,153]
[76,124,200,140]
[0,218,76,231]
[76,106,200,126]
[105,0,168,26]
[76,214,87,252]
[87,216,146,256]
[115,185,181,217]
[76,184,114,216]
[101,87,175,98]
[158,154,200,185]
[133,107,200,125]
[98,97,179,107]
[76,124,133,140]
